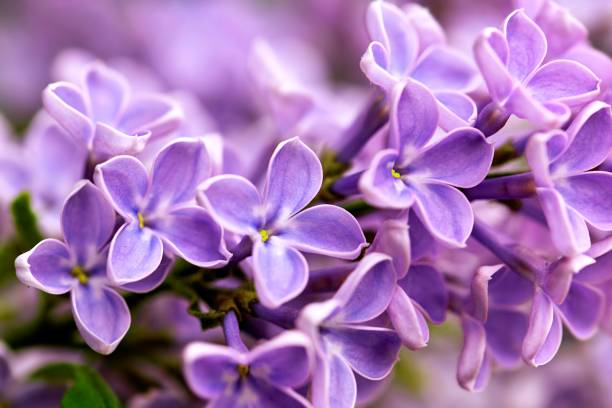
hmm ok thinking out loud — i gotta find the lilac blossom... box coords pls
[43,62,183,160]
[525,101,612,255]
[297,253,401,408]
[184,314,313,408]
[199,137,366,307]
[15,181,174,354]
[359,80,494,247]
[474,9,601,129]
[361,1,480,130]
[94,138,229,286]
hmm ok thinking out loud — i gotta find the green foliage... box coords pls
[10,191,43,250]
[30,363,121,408]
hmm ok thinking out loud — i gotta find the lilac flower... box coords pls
[369,219,448,349]
[361,1,480,129]
[457,265,532,391]
[43,62,183,160]
[95,138,229,286]
[525,101,612,255]
[359,80,494,247]
[183,330,313,407]
[474,9,600,129]
[199,137,366,307]
[297,253,401,408]
[15,181,174,354]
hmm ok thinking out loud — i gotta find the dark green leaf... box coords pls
[10,191,43,249]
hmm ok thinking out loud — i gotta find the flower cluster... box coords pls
[1,0,611,406]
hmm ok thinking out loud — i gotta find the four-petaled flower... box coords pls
[95,138,230,286]
[199,137,366,307]
[15,181,173,354]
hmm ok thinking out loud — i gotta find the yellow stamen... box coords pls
[137,212,145,229]
[391,168,401,179]
[259,229,270,242]
[71,266,89,285]
[237,364,250,377]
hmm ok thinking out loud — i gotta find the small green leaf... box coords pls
[10,191,43,249]
[30,363,121,408]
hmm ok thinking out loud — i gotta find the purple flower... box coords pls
[361,1,479,129]
[199,137,366,307]
[15,181,174,354]
[359,80,494,247]
[43,62,183,160]
[525,101,612,255]
[183,331,313,407]
[95,138,229,286]
[474,9,600,129]
[297,253,401,408]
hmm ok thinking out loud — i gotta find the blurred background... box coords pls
[0,0,611,406]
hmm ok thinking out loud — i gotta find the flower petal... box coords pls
[108,222,164,285]
[324,326,401,380]
[411,182,474,247]
[398,265,448,323]
[457,314,491,392]
[15,239,74,295]
[484,308,528,367]
[369,219,411,279]
[331,253,396,324]
[473,28,514,102]
[277,204,365,259]
[556,172,612,231]
[504,10,547,82]
[558,282,604,340]
[263,137,322,224]
[94,155,149,219]
[387,287,429,349]
[488,266,534,306]
[91,123,150,159]
[389,80,438,150]
[151,206,229,268]
[536,187,591,256]
[43,82,93,146]
[434,91,478,130]
[183,342,244,399]
[252,238,309,308]
[527,60,600,106]
[71,284,130,354]
[61,181,115,265]
[522,290,562,367]
[360,149,415,209]
[551,102,612,175]
[504,85,571,130]
[146,138,210,212]
[408,127,493,188]
[120,253,174,294]
[84,63,128,124]
[246,378,312,408]
[360,41,397,90]
[199,175,262,235]
[411,46,479,92]
[118,95,182,140]
[249,330,312,388]
[312,352,356,408]
[366,1,418,77]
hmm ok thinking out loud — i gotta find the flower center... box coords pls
[137,212,145,229]
[391,168,401,179]
[259,229,270,242]
[71,266,89,285]
[237,364,250,377]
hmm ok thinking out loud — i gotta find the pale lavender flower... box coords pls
[15,181,174,354]
[297,253,401,408]
[95,138,229,286]
[474,9,601,129]
[199,137,366,307]
[43,62,182,160]
[359,80,494,247]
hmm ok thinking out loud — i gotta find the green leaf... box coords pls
[30,363,121,408]
[10,191,43,249]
